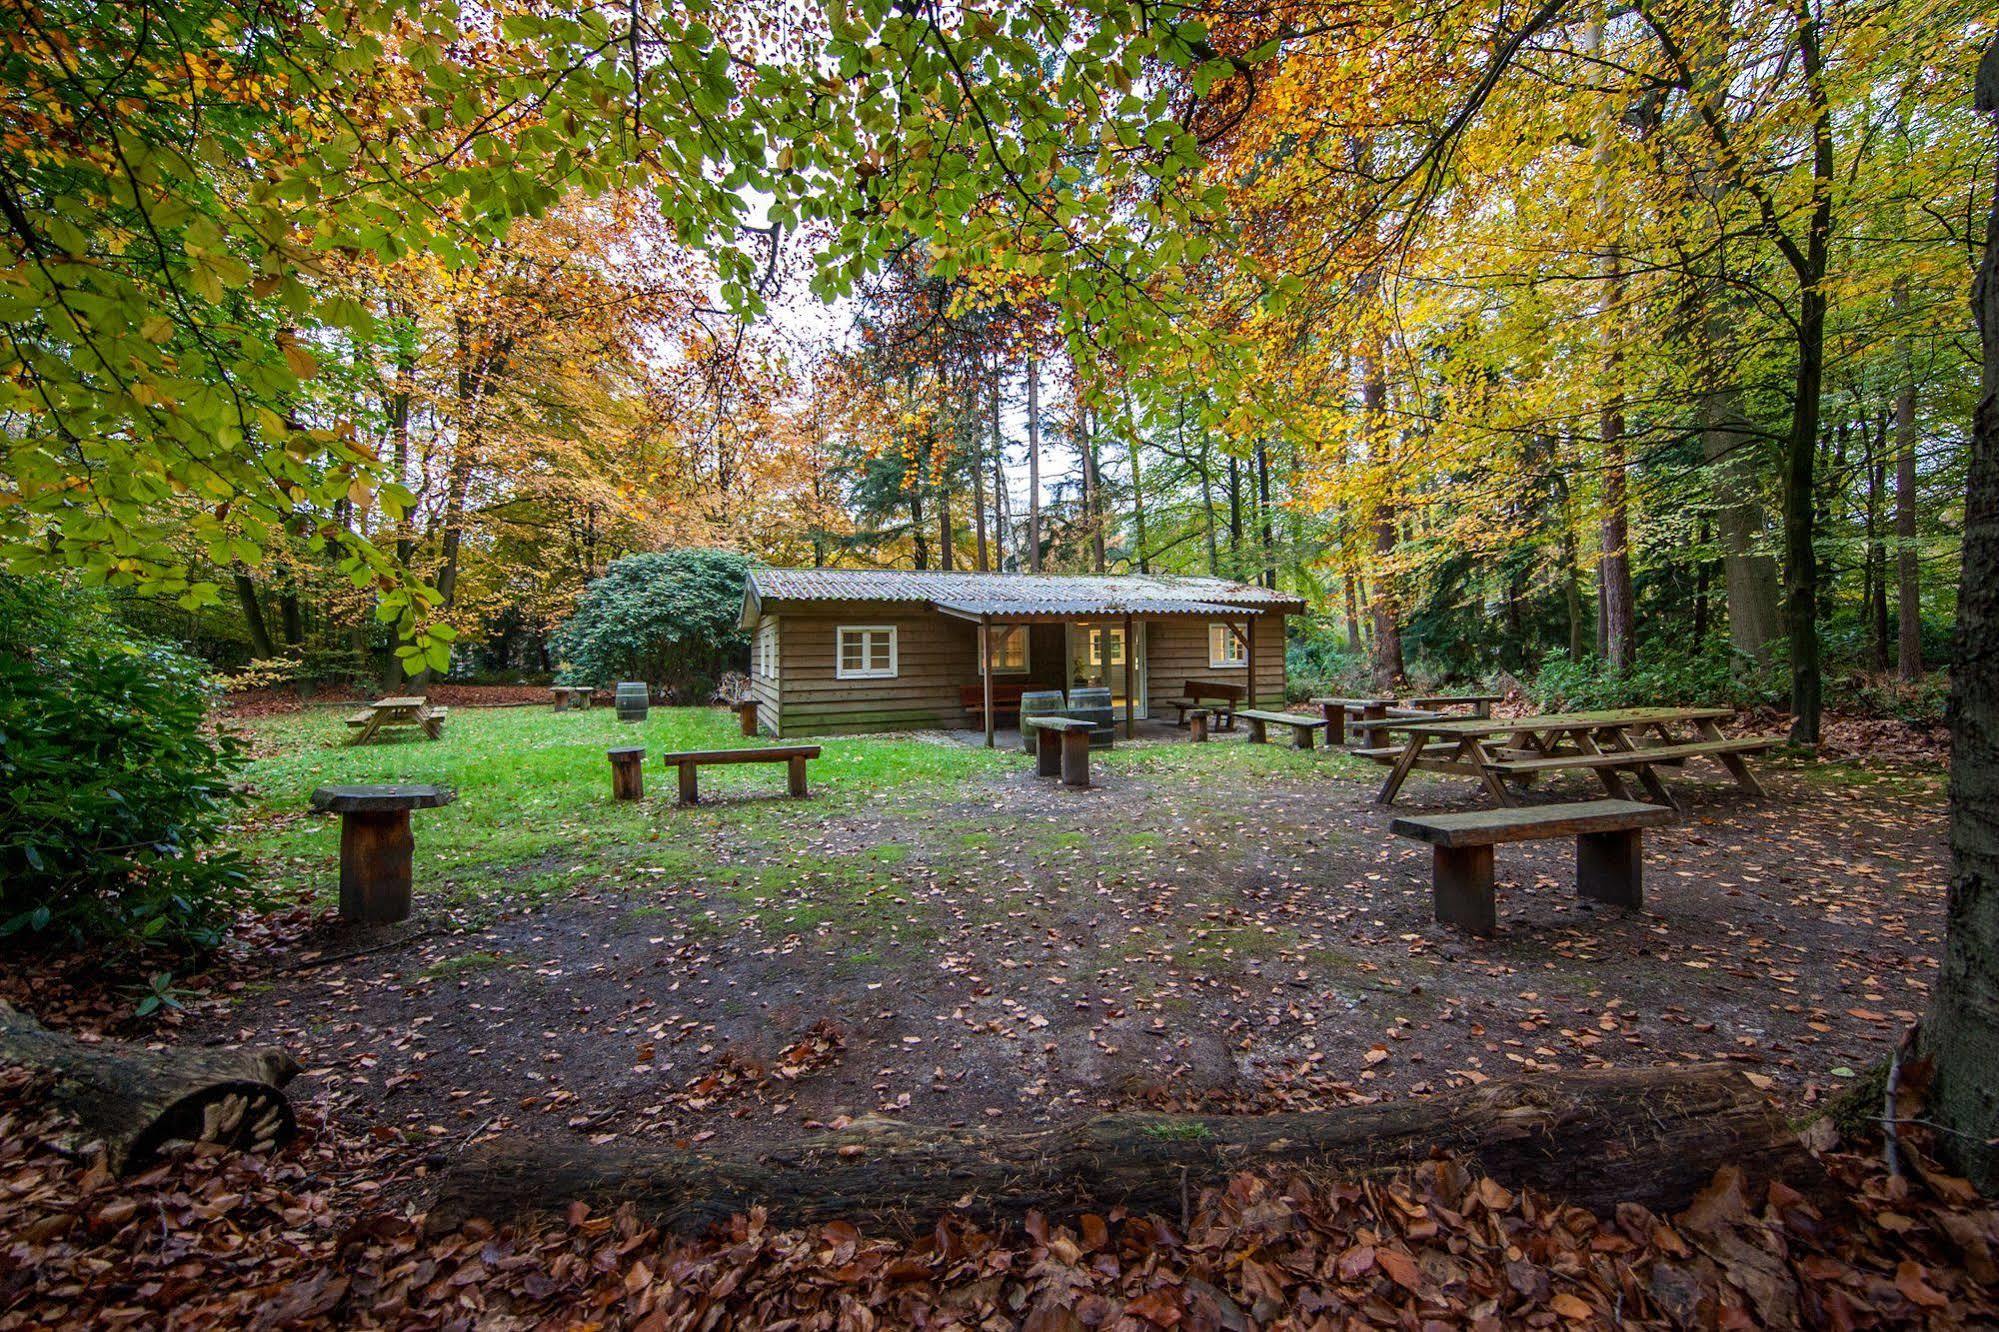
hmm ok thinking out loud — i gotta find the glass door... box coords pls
[1066,623,1145,717]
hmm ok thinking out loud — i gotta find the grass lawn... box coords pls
[234,704,1010,909]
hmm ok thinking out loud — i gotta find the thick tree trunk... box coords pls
[1026,356,1043,572]
[1,1003,299,1174]
[1921,36,1999,1192]
[1127,394,1149,575]
[1361,341,1405,687]
[233,572,276,660]
[1255,440,1277,590]
[1227,455,1244,579]
[1702,385,1782,665]
[1599,282,1635,672]
[428,1066,1810,1238]
[971,374,989,574]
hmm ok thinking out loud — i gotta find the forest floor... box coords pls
[1,704,1981,1328]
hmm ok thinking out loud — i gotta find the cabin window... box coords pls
[756,622,779,678]
[836,625,898,680]
[980,625,1029,675]
[1209,622,1248,668]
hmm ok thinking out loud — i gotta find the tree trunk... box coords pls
[429,1066,1811,1239]
[0,1003,300,1174]
[1703,386,1782,665]
[1599,273,1635,672]
[1920,35,1999,1192]
[1026,356,1043,572]
[1255,441,1277,590]
[990,377,1011,572]
[938,482,954,572]
[1126,392,1149,575]
[233,572,276,660]
[1361,337,1405,687]
[1344,571,1363,654]
[279,587,304,649]
[1227,454,1244,579]
[1867,442,1891,672]
[971,377,990,574]
[1693,517,1711,644]
[1897,301,1924,680]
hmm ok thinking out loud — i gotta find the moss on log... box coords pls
[429,1064,1813,1237]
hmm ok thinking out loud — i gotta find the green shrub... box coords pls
[550,550,751,700]
[0,578,251,948]
[1527,644,1782,712]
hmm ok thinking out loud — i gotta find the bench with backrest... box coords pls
[962,682,1030,730]
[1389,799,1676,935]
[1237,709,1329,749]
[658,745,821,805]
[1022,714,1096,787]
[1169,680,1244,729]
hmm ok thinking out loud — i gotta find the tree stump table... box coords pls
[1187,708,1210,743]
[608,746,645,800]
[309,784,456,924]
[735,698,759,736]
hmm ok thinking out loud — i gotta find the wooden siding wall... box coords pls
[769,603,980,736]
[1144,615,1286,712]
[747,616,781,735]
[758,605,1289,737]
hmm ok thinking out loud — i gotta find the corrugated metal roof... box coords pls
[930,595,1249,618]
[748,568,1303,614]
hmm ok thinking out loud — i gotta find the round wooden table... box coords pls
[309,784,456,924]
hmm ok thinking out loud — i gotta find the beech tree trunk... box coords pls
[428,1066,1809,1238]
[233,572,275,660]
[1921,35,1999,1192]
[0,1003,300,1174]
[1897,335,1924,680]
[1026,356,1043,572]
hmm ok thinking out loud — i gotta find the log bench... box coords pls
[1388,799,1676,936]
[1023,715,1096,787]
[1168,681,1244,730]
[658,745,821,805]
[1238,709,1329,749]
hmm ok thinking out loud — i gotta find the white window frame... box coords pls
[979,624,1030,676]
[1209,622,1248,669]
[756,622,779,678]
[836,625,899,680]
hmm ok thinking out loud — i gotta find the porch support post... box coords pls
[981,616,995,749]
[1245,615,1258,709]
[1124,612,1135,739]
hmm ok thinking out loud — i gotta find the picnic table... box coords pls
[344,696,447,745]
[1365,707,1777,809]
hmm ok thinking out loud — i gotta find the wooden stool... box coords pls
[309,784,455,924]
[1188,709,1209,743]
[1318,701,1346,746]
[1027,717,1094,787]
[736,698,759,736]
[608,746,645,800]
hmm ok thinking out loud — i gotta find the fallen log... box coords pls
[430,1064,1816,1237]
[0,1002,301,1173]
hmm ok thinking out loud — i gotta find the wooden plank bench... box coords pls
[1169,681,1245,730]
[1405,693,1502,718]
[657,745,821,805]
[1023,715,1095,787]
[1238,709,1329,749]
[1389,799,1676,935]
[1489,735,1781,807]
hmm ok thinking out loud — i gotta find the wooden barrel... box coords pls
[1067,686,1115,748]
[1018,690,1067,753]
[615,682,649,723]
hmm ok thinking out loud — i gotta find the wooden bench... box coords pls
[551,686,593,712]
[1238,709,1329,749]
[1169,681,1244,730]
[962,682,1030,730]
[1406,693,1502,718]
[1389,799,1676,935]
[1489,735,1781,807]
[657,745,821,805]
[1023,715,1095,787]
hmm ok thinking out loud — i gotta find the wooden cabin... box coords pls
[739,569,1303,741]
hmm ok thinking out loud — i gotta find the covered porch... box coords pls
[933,592,1277,749]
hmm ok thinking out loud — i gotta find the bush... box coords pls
[1285,616,1371,701]
[550,550,751,700]
[0,578,251,949]
[1526,643,1783,713]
